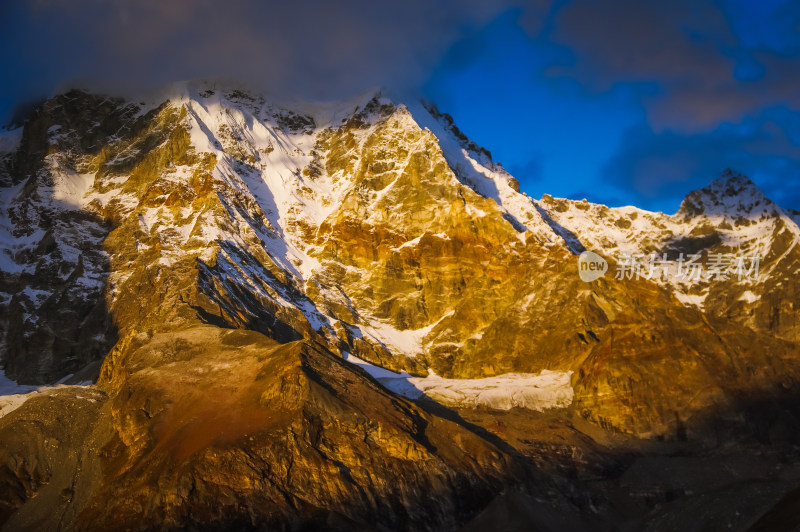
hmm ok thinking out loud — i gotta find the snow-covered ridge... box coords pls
[410,100,556,243]
[539,170,799,308]
[160,84,563,262]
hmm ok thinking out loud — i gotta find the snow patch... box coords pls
[674,292,707,309]
[0,369,92,418]
[343,353,573,411]
[351,311,454,357]
[47,156,95,208]
[738,290,759,303]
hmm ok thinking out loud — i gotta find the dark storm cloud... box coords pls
[0,0,513,120]
[3,0,798,212]
[546,0,800,131]
[603,109,800,211]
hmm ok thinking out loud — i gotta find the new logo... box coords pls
[578,251,608,282]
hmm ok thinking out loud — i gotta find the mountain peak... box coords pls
[677,169,774,219]
[707,168,759,196]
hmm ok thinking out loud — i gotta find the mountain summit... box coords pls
[678,168,777,219]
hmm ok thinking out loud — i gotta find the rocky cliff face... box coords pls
[0,84,799,530]
[2,327,523,530]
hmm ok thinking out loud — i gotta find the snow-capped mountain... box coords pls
[0,83,799,530]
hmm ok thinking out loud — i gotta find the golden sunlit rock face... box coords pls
[1,87,799,530]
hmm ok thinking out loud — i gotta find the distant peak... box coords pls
[707,169,758,195]
[678,170,773,219]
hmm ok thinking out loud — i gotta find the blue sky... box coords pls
[1,0,799,212]
[421,2,800,212]
[423,9,644,208]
